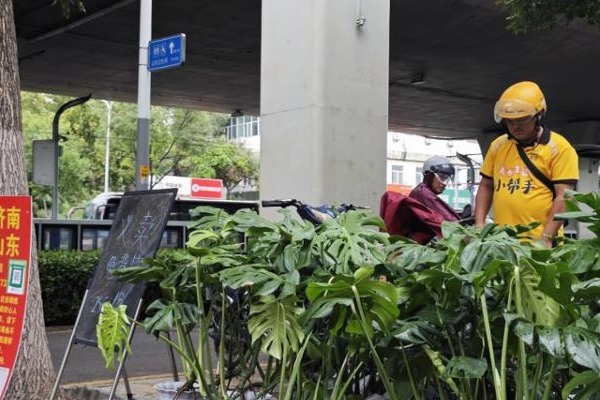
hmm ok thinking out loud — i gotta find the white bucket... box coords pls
[154,381,200,400]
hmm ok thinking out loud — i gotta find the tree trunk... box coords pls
[0,0,59,398]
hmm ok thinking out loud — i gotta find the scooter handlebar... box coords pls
[261,199,299,208]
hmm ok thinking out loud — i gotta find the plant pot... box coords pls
[154,381,200,400]
[154,382,275,400]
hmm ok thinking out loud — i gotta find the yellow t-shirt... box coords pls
[480,128,579,239]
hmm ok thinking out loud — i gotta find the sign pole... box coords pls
[136,0,152,191]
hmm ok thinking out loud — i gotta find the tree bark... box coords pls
[1,0,59,398]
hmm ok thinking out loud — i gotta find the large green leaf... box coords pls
[516,260,564,326]
[551,239,600,273]
[142,299,202,334]
[564,327,600,372]
[388,243,446,272]
[442,356,488,379]
[305,267,399,334]
[556,191,600,238]
[416,268,462,306]
[187,206,233,231]
[512,319,535,346]
[231,208,280,236]
[237,208,317,275]
[186,229,223,254]
[247,295,305,360]
[530,259,574,306]
[538,326,565,359]
[390,320,436,345]
[573,278,600,302]
[460,233,523,274]
[195,244,247,268]
[300,296,353,320]
[96,303,131,370]
[471,259,512,297]
[217,265,285,296]
[311,210,389,275]
[110,252,194,285]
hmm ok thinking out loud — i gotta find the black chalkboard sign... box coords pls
[74,189,177,346]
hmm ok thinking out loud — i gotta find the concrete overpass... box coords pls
[13,0,600,216]
[15,0,600,139]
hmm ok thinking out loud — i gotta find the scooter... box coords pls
[261,198,365,224]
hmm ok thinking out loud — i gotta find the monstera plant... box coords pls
[97,204,404,399]
[97,192,600,400]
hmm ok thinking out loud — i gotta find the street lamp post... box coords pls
[100,100,112,193]
[51,94,92,219]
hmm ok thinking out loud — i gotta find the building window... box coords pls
[391,165,403,184]
[415,167,423,185]
[225,116,260,140]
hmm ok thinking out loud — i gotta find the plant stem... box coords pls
[351,285,399,400]
[193,259,213,396]
[541,357,558,400]
[279,303,289,400]
[284,334,312,400]
[513,265,530,400]
[218,289,227,398]
[436,306,456,356]
[435,376,448,400]
[480,294,503,400]
[501,277,515,400]
[400,343,422,400]
[529,354,543,399]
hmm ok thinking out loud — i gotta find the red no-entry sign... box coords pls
[190,178,223,198]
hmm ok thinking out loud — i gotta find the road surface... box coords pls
[47,326,182,385]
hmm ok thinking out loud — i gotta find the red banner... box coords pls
[0,196,32,397]
[190,178,223,199]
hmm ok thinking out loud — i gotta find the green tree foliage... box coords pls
[21,92,258,217]
[149,108,230,181]
[190,138,259,192]
[496,0,600,33]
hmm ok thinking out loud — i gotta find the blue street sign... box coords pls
[148,34,186,72]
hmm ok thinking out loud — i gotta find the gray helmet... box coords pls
[423,156,455,177]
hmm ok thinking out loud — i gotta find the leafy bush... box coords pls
[39,250,99,326]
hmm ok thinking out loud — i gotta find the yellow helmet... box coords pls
[493,81,547,123]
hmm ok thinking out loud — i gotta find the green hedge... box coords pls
[39,249,183,326]
[39,250,100,326]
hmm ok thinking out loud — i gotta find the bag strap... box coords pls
[516,145,556,200]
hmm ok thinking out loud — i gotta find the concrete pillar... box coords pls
[260,0,390,213]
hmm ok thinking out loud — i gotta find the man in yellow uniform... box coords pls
[474,81,579,247]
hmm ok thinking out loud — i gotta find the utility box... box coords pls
[32,139,55,186]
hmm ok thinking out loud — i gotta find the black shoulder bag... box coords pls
[516,145,556,200]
